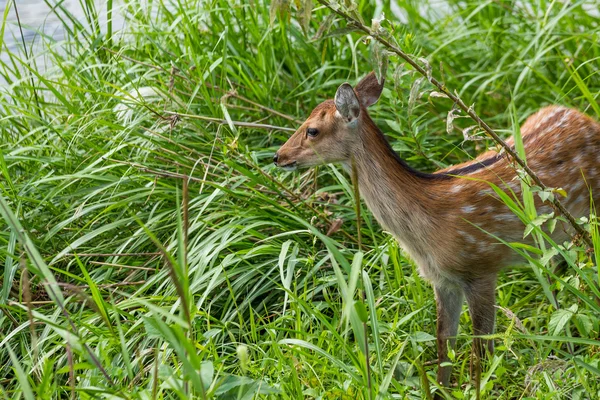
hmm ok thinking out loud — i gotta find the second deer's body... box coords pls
[274,72,600,388]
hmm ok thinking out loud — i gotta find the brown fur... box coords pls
[275,72,600,391]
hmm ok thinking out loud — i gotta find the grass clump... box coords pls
[1,0,599,398]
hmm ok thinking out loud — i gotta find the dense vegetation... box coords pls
[1,0,599,398]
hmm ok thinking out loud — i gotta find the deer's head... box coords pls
[274,72,384,170]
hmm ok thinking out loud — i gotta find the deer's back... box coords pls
[433,106,600,280]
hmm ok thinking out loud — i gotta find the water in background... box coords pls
[1,0,598,79]
[0,0,124,81]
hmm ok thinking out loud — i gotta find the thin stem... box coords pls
[162,111,295,131]
[352,157,372,398]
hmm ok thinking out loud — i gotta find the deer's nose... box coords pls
[273,153,279,165]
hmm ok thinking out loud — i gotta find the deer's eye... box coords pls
[307,128,319,137]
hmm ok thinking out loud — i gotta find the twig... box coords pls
[56,281,147,290]
[88,261,155,272]
[317,0,592,248]
[66,252,161,257]
[162,111,295,131]
[106,158,206,182]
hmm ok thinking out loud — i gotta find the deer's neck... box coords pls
[345,117,451,266]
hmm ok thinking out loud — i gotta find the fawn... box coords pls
[274,72,600,389]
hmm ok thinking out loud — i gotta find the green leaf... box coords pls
[143,316,165,340]
[540,247,558,266]
[410,331,435,342]
[354,301,368,323]
[549,307,576,335]
[6,344,35,400]
[548,217,557,233]
[574,314,593,337]
[200,361,214,391]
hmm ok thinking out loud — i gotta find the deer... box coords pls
[273,71,600,393]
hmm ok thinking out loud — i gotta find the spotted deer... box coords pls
[274,72,600,390]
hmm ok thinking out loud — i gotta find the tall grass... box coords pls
[1,0,599,398]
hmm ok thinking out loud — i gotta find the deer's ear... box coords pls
[334,83,360,123]
[355,72,384,108]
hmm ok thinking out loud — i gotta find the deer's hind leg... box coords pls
[463,275,497,357]
[463,275,497,398]
[434,283,464,388]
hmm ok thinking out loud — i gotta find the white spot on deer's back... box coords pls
[451,184,465,194]
[492,213,518,222]
[557,109,573,128]
[542,108,562,127]
[553,142,562,152]
[573,154,583,165]
[462,205,476,213]
[479,242,495,253]
[458,231,478,244]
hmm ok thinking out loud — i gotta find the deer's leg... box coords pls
[463,276,497,358]
[462,276,496,399]
[434,283,464,388]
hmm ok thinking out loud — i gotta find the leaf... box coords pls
[408,77,424,116]
[445,104,459,134]
[200,361,214,390]
[270,0,280,23]
[429,91,449,99]
[279,339,362,381]
[371,12,385,32]
[418,57,432,81]
[312,13,335,40]
[354,301,368,323]
[574,314,593,337]
[549,307,575,335]
[326,218,343,236]
[548,218,557,233]
[397,308,425,328]
[370,40,388,87]
[410,331,436,342]
[462,125,483,141]
[6,344,35,400]
[269,0,290,24]
[538,189,554,203]
[319,24,361,40]
[143,316,164,340]
[554,188,568,197]
[296,0,312,34]
[524,223,534,238]
[540,247,558,266]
